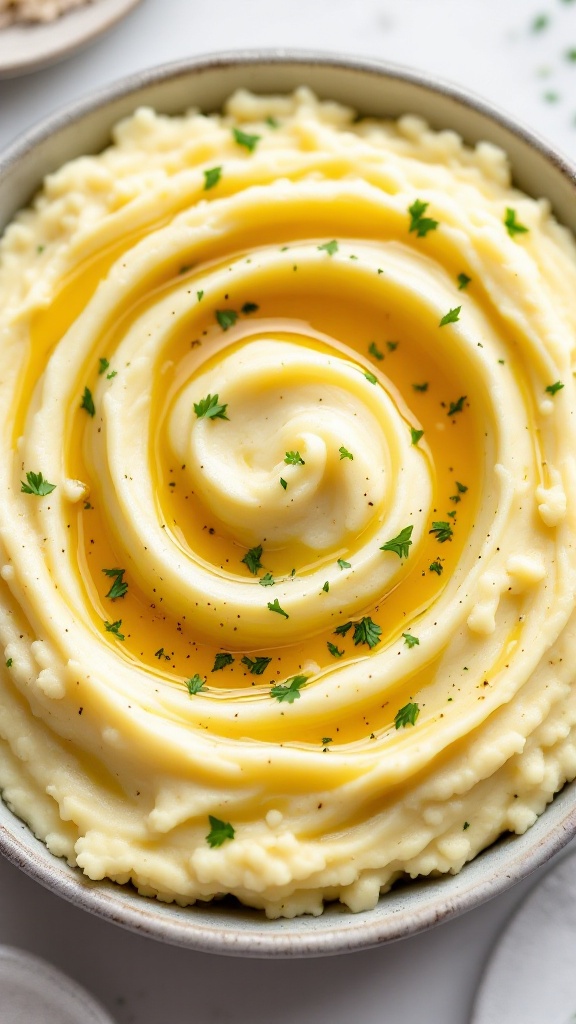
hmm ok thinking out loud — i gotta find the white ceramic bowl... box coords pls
[1,51,575,958]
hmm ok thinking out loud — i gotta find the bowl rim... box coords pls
[1,49,576,958]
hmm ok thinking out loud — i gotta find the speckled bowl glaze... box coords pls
[1,52,575,957]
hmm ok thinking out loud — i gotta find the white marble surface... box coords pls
[0,1,575,1021]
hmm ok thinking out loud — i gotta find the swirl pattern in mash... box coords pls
[1,89,576,917]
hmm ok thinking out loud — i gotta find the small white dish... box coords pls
[0,0,142,78]
[471,848,576,1024]
[0,944,115,1023]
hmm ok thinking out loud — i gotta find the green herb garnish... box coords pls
[104,619,125,641]
[504,207,529,237]
[186,674,206,695]
[20,471,56,496]
[439,306,461,327]
[194,393,229,420]
[232,127,260,152]
[285,451,305,465]
[212,653,234,671]
[267,598,289,619]
[241,655,272,675]
[545,381,564,395]
[241,545,263,575]
[216,309,238,331]
[102,567,128,600]
[380,524,413,559]
[429,521,453,543]
[408,199,439,238]
[203,166,222,190]
[394,702,420,728]
[270,675,308,703]
[339,446,353,460]
[206,815,235,846]
[402,633,420,648]
[80,387,95,417]
[410,427,424,445]
[318,240,338,255]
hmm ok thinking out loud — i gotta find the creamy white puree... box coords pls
[0,89,576,918]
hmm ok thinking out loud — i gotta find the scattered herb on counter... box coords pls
[259,573,275,587]
[448,395,467,415]
[457,272,471,290]
[439,306,461,327]
[504,207,529,237]
[339,446,354,460]
[206,815,235,846]
[408,199,439,238]
[20,471,56,496]
[213,653,234,671]
[337,558,351,570]
[380,524,413,559]
[216,309,239,331]
[102,567,128,600]
[203,166,222,190]
[194,393,229,421]
[186,674,206,695]
[410,427,424,446]
[270,674,308,703]
[80,386,95,417]
[268,598,289,619]
[369,341,384,360]
[402,633,420,648]
[318,240,338,255]
[531,13,549,31]
[327,641,344,657]
[545,381,564,395]
[98,357,109,375]
[104,620,125,641]
[284,450,305,465]
[232,127,261,152]
[353,616,382,648]
[241,655,272,675]
[429,521,453,543]
[394,702,420,728]
[241,545,264,575]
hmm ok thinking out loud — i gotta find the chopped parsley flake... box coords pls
[337,558,351,570]
[429,521,453,543]
[545,381,564,395]
[98,357,109,375]
[212,653,234,671]
[268,598,289,619]
[6,658,13,668]
[80,386,95,417]
[456,481,468,493]
[322,581,330,592]
[285,450,305,465]
[429,560,444,575]
[206,815,235,847]
[203,166,222,190]
[20,471,56,496]
[439,306,461,327]
[448,395,467,416]
[232,127,260,152]
[457,272,472,290]
[327,641,344,658]
[364,370,377,384]
[241,302,259,314]
[194,393,229,420]
[334,621,353,637]
[197,290,204,301]
[318,239,338,255]
[104,619,125,641]
[266,116,280,128]
[107,370,117,379]
[380,524,413,559]
[186,674,206,695]
[463,821,470,830]
[339,446,354,460]
[259,573,275,587]
[270,675,308,703]
[102,567,128,600]
[402,632,420,648]
[386,341,398,352]
[241,655,272,675]
[408,199,439,238]
[368,341,384,360]
[412,382,428,392]
[155,648,170,660]
[280,477,288,490]
[394,702,420,728]
[410,427,424,445]
[353,616,382,649]
[504,207,529,237]
[322,737,332,745]
[241,545,263,575]
[216,309,238,331]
